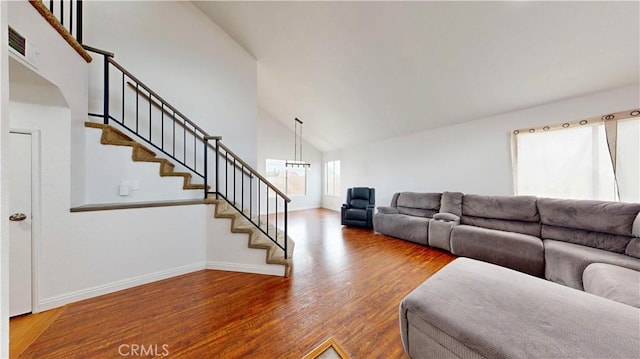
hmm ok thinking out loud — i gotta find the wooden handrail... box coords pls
[29,0,92,63]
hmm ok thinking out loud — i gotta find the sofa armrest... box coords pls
[433,212,460,224]
[377,206,399,215]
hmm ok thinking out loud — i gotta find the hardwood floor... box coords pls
[11,209,455,358]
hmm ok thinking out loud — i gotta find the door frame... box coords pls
[9,129,41,314]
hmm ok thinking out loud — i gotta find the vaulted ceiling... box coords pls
[194,1,640,152]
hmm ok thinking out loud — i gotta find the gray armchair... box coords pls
[341,187,375,229]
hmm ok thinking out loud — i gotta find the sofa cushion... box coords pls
[396,192,441,218]
[462,194,539,222]
[376,206,399,215]
[461,216,540,237]
[543,240,640,290]
[634,212,640,237]
[583,263,640,308]
[626,238,640,259]
[537,197,640,237]
[345,208,367,221]
[450,225,544,277]
[440,191,463,217]
[397,207,438,218]
[541,224,630,253]
[373,213,430,245]
[399,258,640,359]
[350,198,370,209]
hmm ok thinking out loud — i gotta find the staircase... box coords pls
[86,121,295,276]
[206,199,294,276]
[33,0,293,276]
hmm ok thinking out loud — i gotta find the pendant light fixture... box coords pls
[286,118,311,168]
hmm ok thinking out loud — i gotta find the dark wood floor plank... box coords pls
[12,209,454,358]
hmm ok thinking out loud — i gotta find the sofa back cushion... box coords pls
[462,195,540,221]
[460,194,541,236]
[396,192,441,218]
[349,187,373,209]
[538,198,640,253]
[441,191,463,217]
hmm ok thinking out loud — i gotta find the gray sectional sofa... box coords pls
[374,192,640,358]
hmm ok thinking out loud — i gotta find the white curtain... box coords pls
[513,110,639,203]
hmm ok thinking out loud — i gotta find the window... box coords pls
[513,110,640,202]
[325,160,341,197]
[264,159,306,196]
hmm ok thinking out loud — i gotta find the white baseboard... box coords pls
[38,262,207,312]
[206,261,285,277]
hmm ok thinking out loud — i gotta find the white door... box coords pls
[9,132,32,317]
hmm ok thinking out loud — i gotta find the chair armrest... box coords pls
[341,204,349,209]
[433,212,460,224]
[377,206,399,215]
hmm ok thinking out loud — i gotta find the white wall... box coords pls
[257,109,322,211]
[0,0,10,355]
[84,1,258,172]
[323,85,640,210]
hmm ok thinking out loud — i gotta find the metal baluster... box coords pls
[225,152,228,199]
[215,139,220,199]
[149,93,152,141]
[172,111,176,157]
[103,56,109,124]
[121,72,124,123]
[204,138,208,199]
[69,0,73,36]
[76,0,83,43]
[284,201,288,259]
[161,103,164,150]
[241,164,244,213]
[135,83,139,132]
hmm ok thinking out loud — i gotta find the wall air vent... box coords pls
[9,27,26,56]
[8,26,39,69]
